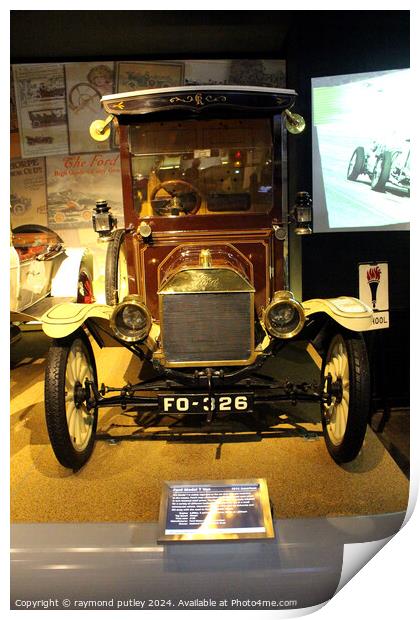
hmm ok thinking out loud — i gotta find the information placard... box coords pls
[158,479,274,542]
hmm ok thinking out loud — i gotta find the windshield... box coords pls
[129,117,274,217]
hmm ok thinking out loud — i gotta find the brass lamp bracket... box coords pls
[89,114,115,142]
[284,108,306,134]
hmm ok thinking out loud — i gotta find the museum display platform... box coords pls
[10,328,409,609]
[11,329,409,523]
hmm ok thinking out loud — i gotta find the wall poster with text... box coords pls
[46,152,123,229]
[10,157,48,227]
[13,63,69,158]
[10,69,21,160]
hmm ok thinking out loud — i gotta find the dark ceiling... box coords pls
[11,10,410,69]
[11,10,297,62]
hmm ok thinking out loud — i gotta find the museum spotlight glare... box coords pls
[92,200,117,241]
[264,291,306,339]
[110,295,152,343]
[293,191,313,235]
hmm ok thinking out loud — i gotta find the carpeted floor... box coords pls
[10,329,409,523]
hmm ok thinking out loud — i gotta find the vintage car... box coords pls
[347,139,411,194]
[40,85,373,471]
[11,224,94,342]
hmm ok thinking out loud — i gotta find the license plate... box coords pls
[158,393,253,414]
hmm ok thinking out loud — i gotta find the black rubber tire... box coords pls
[347,147,365,181]
[12,224,64,243]
[321,330,370,464]
[371,151,392,192]
[45,329,98,470]
[105,229,127,306]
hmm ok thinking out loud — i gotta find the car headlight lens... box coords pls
[264,291,305,339]
[111,295,151,343]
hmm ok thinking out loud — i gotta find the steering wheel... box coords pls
[150,179,201,215]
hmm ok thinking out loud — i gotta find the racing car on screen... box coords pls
[347,139,410,194]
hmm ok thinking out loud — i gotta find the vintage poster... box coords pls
[10,69,21,159]
[13,63,69,158]
[10,157,48,227]
[183,59,286,88]
[65,61,115,154]
[228,60,286,88]
[46,152,123,229]
[117,61,184,92]
[184,60,231,85]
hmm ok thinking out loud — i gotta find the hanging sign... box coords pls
[358,262,389,330]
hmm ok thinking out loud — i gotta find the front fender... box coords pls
[303,296,373,331]
[41,302,112,338]
[50,248,94,299]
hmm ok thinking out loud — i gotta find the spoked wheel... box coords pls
[105,229,129,305]
[321,331,370,463]
[45,329,98,470]
[371,151,392,192]
[347,147,365,181]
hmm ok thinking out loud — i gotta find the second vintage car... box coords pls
[40,85,373,470]
[11,224,94,343]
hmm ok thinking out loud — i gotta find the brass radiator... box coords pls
[158,268,255,367]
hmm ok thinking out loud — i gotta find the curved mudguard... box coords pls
[50,248,93,298]
[41,301,159,354]
[42,302,113,339]
[303,296,373,331]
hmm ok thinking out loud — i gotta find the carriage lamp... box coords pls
[110,295,152,343]
[92,200,117,240]
[264,291,306,339]
[292,191,313,235]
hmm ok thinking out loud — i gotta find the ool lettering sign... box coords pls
[358,262,389,330]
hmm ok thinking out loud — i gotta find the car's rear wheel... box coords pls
[371,151,392,192]
[45,329,98,470]
[321,331,370,463]
[105,229,129,305]
[347,147,365,181]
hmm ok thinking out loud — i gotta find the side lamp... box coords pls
[92,200,117,241]
[292,191,313,235]
[272,191,313,239]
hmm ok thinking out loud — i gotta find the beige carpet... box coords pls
[11,330,409,523]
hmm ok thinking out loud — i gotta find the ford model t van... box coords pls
[41,85,372,470]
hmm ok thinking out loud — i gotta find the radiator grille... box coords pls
[162,292,252,364]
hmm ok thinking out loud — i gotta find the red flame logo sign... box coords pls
[366,266,381,283]
[366,266,381,309]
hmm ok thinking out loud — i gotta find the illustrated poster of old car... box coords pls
[13,63,69,158]
[117,61,184,92]
[46,153,123,229]
[66,61,115,154]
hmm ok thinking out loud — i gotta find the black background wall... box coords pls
[11,10,410,405]
[285,11,410,406]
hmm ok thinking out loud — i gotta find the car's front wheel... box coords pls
[105,229,129,305]
[45,329,98,470]
[321,331,370,463]
[347,147,365,181]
